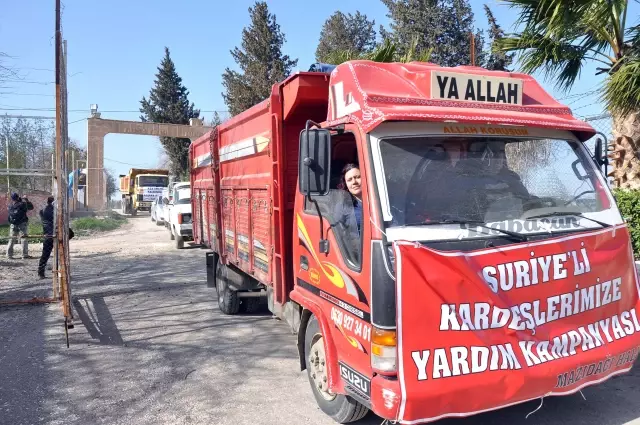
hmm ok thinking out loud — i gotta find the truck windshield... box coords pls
[377,135,616,242]
[138,176,169,187]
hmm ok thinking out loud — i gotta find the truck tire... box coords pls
[304,315,368,423]
[170,227,175,240]
[216,264,240,315]
[240,297,261,314]
[175,235,184,249]
[131,208,137,217]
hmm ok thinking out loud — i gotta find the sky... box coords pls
[1,0,633,182]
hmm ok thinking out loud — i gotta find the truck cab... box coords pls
[119,169,169,216]
[191,61,640,424]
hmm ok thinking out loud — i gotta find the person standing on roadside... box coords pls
[38,196,55,279]
[6,192,34,259]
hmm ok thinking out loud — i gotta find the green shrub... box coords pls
[0,221,46,244]
[613,189,640,259]
[71,217,125,234]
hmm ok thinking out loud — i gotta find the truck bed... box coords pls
[191,72,330,302]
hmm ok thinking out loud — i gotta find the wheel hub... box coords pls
[309,336,335,401]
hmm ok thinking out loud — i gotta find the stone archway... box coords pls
[87,117,212,210]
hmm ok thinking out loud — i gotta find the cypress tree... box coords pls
[380,0,484,67]
[140,47,200,180]
[315,11,377,63]
[222,1,298,116]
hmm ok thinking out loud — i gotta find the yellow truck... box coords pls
[119,168,169,216]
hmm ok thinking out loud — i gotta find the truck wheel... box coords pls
[156,219,163,226]
[170,227,175,240]
[240,297,262,314]
[304,315,368,423]
[175,235,184,249]
[216,264,240,315]
[131,208,137,217]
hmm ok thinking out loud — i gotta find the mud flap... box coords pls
[206,251,218,288]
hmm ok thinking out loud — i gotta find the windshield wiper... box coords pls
[525,211,611,228]
[402,219,528,242]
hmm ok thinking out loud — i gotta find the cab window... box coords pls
[304,132,362,269]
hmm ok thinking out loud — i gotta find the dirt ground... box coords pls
[1,215,640,425]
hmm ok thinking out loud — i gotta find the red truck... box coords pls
[190,61,640,423]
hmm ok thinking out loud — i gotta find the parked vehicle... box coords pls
[150,195,164,225]
[190,61,640,424]
[165,182,192,249]
[119,168,169,216]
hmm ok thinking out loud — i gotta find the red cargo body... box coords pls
[190,72,331,304]
[190,61,640,424]
[190,133,217,249]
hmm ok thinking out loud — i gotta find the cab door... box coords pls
[293,125,373,395]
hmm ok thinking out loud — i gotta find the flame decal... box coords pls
[297,214,360,299]
[336,324,366,353]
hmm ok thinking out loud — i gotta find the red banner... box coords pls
[395,225,640,423]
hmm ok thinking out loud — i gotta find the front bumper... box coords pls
[370,344,640,424]
[370,375,401,421]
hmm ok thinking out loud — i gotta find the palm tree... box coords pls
[496,0,640,189]
[323,36,433,65]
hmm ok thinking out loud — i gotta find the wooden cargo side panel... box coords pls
[192,190,202,244]
[251,188,271,283]
[206,189,218,251]
[190,130,216,248]
[235,191,251,270]
[216,99,273,282]
[221,189,237,263]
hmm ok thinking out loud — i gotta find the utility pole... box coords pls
[55,0,72,328]
[71,150,75,212]
[470,32,476,66]
[5,134,8,195]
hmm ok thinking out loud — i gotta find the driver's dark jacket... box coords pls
[40,203,55,236]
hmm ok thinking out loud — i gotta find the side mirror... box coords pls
[594,138,603,164]
[592,134,609,177]
[299,128,331,196]
[594,137,608,167]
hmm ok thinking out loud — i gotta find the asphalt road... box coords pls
[1,215,640,425]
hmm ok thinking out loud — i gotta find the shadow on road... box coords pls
[1,217,640,425]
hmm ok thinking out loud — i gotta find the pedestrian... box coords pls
[6,192,34,259]
[38,196,55,279]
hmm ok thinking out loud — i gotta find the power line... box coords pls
[104,156,149,167]
[13,67,54,72]
[0,92,55,97]
[0,107,229,114]
[0,114,56,120]
[566,90,600,106]
[2,79,55,85]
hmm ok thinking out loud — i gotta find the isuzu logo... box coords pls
[339,362,371,398]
